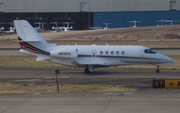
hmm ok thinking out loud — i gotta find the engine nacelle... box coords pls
[50,49,78,59]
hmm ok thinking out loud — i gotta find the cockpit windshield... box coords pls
[144,49,156,54]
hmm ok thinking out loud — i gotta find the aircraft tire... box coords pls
[156,65,160,73]
[156,69,160,73]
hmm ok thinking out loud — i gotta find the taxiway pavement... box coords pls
[0,89,180,113]
[0,67,180,90]
[0,67,180,113]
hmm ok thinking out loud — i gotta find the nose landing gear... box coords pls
[156,65,160,73]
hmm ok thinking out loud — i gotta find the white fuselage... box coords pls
[20,45,174,67]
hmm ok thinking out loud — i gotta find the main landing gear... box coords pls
[156,65,160,73]
[84,65,94,74]
[84,68,91,73]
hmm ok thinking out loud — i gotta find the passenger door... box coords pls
[91,50,97,58]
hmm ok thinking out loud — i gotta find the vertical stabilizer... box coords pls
[14,19,50,50]
[14,20,51,55]
[14,20,47,42]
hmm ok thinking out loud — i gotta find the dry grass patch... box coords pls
[0,55,61,68]
[0,83,135,94]
[60,84,135,93]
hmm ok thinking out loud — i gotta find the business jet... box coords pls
[103,23,111,29]
[50,22,63,32]
[164,20,179,25]
[34,22,46,32]
[156,19,168,26]
[0,26,4,32]
[62,22,74,31]
[8,22,16,33]
[0,22,6,32]
[14,20,174,73]
[129,21,142,28]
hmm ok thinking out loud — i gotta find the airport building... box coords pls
[0,0,180,30]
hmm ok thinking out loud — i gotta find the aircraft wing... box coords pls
[71,60,106,67]
[71,59,127,67]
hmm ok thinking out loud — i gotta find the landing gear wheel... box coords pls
[156,69,160,73]
[85,68,90,73]
[156,65,160,73]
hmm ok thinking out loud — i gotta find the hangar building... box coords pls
[0,0,180,30]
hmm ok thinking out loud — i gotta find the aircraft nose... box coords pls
[165,56,174,63]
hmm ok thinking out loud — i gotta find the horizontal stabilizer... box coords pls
[19,40,40,43]
[36,55,51,61]
[16,39,39,43]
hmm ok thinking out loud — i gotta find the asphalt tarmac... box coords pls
[0,90,180,113]
[0,67,180,89]
[0,67,180,113]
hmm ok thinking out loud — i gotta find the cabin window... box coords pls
[111,51,114,55]
[100,51,103,55]
[122,51,125,55]
[105,51,108,55]
[144,49,156,54]
[116,51,119,55]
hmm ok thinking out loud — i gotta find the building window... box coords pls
[0,3,4,12]
[170,1,176,10]
[80,2,87,12]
